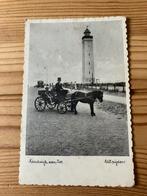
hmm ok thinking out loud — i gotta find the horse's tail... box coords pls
[71,91,76,99]
[71,91,79,102]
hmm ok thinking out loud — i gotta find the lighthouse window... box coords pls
[89,53,90,56]
[89,71,90,75]
[89,62,90,65]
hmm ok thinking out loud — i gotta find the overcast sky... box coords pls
[28,19,126,85]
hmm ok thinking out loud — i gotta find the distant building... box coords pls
[82,27,95,84]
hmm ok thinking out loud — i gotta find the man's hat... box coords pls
[57,77,61,81]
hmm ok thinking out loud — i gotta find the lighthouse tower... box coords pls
[82,27,95,84]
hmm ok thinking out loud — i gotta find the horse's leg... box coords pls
[71,100,78,114]
[74,101,78,114]
[90,102,96,116]
[71,101,74,112]
[71,94,75,112]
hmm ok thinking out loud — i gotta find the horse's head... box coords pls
[95,90,103,103]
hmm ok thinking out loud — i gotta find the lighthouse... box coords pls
[82,27,95,84]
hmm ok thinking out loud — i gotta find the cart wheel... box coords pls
[57,102,67,114]
[46,102,56,110]
[34,97,46,111]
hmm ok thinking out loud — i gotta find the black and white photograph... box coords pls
[25,18,129,156]
[19,17,134,186]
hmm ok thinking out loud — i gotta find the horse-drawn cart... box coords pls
[34,87,103,116]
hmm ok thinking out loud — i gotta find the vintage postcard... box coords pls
[19,17,134,186]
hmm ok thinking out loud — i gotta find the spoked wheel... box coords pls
[34,97,46,112]
[57,102,67,114]
[46,102,56,110]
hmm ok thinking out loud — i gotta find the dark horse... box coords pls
[71,90,103,116]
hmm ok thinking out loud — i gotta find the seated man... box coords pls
[55,77,68,101]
